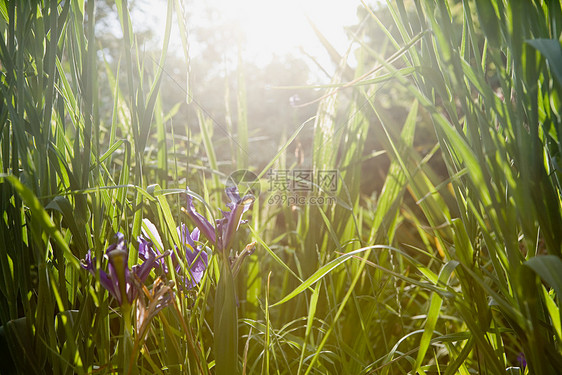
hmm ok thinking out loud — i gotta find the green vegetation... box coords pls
[1,0,561,374]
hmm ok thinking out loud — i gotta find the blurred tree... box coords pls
[93,0,320,172]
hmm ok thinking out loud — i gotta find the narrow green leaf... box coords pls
[527,38,562,86]
[214,260,239,375]
[525,255,562,301]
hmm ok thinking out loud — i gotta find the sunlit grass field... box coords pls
[1,1,562,374]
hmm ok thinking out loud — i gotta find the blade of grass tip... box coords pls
[306,15,354,81]
[343,30,427,90]
[96,139,129,167]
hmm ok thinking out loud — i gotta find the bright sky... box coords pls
[210,0,364,66]
[138,0,366,75]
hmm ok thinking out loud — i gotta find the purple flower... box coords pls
[176,223,208,289]
[184,186,254,253]
[517,352,526,369]
[82,233,162,306]
[141,219,208,290]
[216,186,254,251]
[184,188,217,245]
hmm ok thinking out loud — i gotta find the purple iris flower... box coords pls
[517,352,526,369]
[184,186,254,252]
[141,218,208,290]
[217,186,254,251]
[176,223,208,289]
[184,188,217,245]
[82,233,162,306]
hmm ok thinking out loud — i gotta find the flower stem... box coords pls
[121,302,136,375]
[214,256,239,375]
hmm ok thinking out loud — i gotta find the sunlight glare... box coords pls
[214,0,361,65]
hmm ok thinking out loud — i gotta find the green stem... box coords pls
[214,256,239,375]
[121,302,135,375]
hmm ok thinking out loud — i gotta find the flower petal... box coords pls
[81,250,95,272]
[184,249,208,289]
[106,233,129,305]
[217,187,254,251]
[177,223,196,251]
[191,227,200,243]
[184,189,216,244]
[138,235,168,272]
[134,239,157,283]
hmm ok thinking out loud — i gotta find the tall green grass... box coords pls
[341,0,562,373]
[1,0,561,374]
